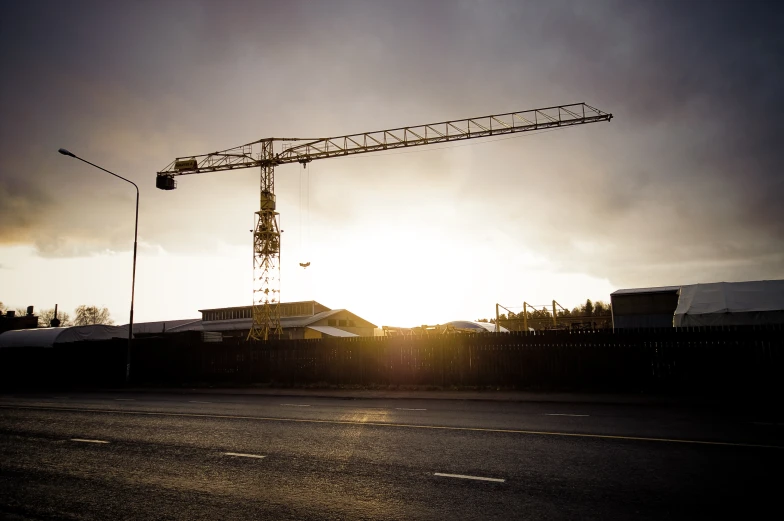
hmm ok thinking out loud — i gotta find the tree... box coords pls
[0,301,5,313]
[584,299,594,317]
[73,305,114,326]
[37,308,72,327]
[593,301,611,317]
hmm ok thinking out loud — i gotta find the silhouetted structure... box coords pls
[0,307,38,334]
[611,287,680,329]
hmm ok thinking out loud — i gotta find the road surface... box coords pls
[0,391,781,520]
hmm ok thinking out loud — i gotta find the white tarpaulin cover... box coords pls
[0,327,69,348]
[0,325,128,348]
[673,280,784,327]
[447,321,511,333]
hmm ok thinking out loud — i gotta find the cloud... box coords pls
[477,0,784,285]
[0,0,782,292]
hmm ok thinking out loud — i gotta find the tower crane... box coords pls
[156,102,612,340]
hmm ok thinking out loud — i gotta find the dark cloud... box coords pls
[491,0,784,284]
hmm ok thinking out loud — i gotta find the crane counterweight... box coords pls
[155,174,176,190]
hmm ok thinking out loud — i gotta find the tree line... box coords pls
[0,302,114,327]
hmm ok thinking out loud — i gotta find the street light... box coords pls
[58,148,138,384]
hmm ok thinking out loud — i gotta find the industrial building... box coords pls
[199,300,377,339]
[611,280,784,329]
[673,280,784,326]
[610,286,681,329]
[0,307,38,334]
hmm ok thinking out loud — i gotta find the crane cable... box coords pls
[299,161,311,268]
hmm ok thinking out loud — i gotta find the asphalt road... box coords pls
[0,392,782,520]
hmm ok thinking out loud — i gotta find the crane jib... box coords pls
[156,103,611,177]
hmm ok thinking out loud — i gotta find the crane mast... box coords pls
[156,102,612,340]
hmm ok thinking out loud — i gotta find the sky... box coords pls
[1,0,783,327]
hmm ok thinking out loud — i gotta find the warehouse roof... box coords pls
[198,300,329,313]
[307,326,359,337]
[611,286,681,296]
[129,318,203,334]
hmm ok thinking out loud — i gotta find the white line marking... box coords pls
[189,401,213,404]
[71,438,109,444]
[115,399,135,401]
[280,404,311,407]
[223,452,266,459]
[545,413,590,417]
[434,472,505,483]
[396,408,427,411]
[753,422,784,426]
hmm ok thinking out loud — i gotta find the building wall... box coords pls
[611,291,680,329]
[304,328,322,339]
[312,313,375,337]
[0,313,38,334]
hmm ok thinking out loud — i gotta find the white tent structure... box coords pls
[673,280,784,327]
[446,321,511,333]
[0,319,216,348]
[0,325,129,348]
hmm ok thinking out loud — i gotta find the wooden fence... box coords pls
[1,326,782,393]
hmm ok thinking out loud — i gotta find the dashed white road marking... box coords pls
[545,413,590,417]
[281,404,311,407]
[189,401,213,404]
[223,452,266,459]
[71,438,109,444]
[752,421,784,426]
[115,399,135,401]
[396,408,427,411]
[434,472,505,483]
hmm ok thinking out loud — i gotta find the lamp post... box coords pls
[59,148,138,384]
